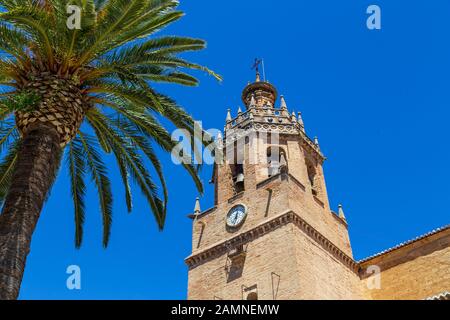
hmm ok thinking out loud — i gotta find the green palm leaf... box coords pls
[67,138,87,248]
[78,132,113,247]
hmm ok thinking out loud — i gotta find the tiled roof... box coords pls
[425,291,450,300]
[358,224,450,263]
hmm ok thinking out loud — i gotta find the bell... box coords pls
[236,173,245,183]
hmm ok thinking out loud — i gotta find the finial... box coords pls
[194,197,201,214]
[255,71,261,82]
[280,95,287,109]
[314,137,322,151]
[217,131,223,142]
[338,204,346,220]
[237,106,242,114]
[297,112,305,132]
[291,111,297,122]
[226,109,232,122]
[314,136,320,148]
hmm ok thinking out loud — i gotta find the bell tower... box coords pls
[185,70,364,300]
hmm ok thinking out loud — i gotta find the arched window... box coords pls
[230,163,245,193]
[229,140,245,194]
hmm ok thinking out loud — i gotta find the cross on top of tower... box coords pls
[251,58,262,82]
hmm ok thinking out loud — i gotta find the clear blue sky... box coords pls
[18,0,450,299]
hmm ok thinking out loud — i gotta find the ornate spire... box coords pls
[314,136,320,147]
[291,111,297,122]
[280,95,287,109]
[194,197,201,214]
[237,106,242,114]
[297,112,305,132]
[226,108,232,122]
[338,204,346,220]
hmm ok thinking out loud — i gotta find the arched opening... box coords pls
[230,163,245,193]
[229,140,245,194]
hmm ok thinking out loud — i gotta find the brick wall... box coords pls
[360,229,450,300]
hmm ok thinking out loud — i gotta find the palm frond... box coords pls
[85,108,166,228]
[0,6,55,65]
[67,137,87,248]
[78,132,113,247]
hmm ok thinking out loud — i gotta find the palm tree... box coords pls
[0,0,220,299]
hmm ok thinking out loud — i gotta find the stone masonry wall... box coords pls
[360,229,450,300]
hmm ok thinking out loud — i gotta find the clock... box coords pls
[226,204,247,228]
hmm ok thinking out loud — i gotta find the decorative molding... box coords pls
[185,210,359,273]
[224,107,324,161]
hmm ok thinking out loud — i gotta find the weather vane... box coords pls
[251,58,265,81]
[252,58,262,73]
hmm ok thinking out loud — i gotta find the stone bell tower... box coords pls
[185,70,364,300]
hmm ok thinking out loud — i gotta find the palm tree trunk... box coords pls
[0,123,62,300]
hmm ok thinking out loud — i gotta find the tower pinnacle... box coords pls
[226,109,232,122]
[298,112,305,132]
[280,95,288,109]
[338,204,346,220]
[194,197,201,214]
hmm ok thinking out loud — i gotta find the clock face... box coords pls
[226,205,247,228]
